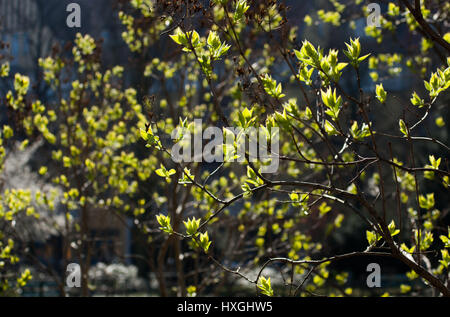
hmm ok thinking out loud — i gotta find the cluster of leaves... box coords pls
[1,31,158,295]
[0,44,40,295]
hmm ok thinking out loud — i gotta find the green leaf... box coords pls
[324,120,338,135]
[155,164,176,181]
[388,220,400,237]
[366,230,378,245]
[155,168,166,177]
[418,193,435,210]
[156,214,173,234]
[344,38,369,67]
[435,116,445,127]
[440,249,450,268]
[198,231,212,253]
[319,202,332,216]
[257,276,274,296]
[375,83,387,103]
[399,119,408,136]
[234,0,250,22]
[140,128,149,141]
[184,217,200,236]
[400,284,411,294]
[410,92,425,107]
